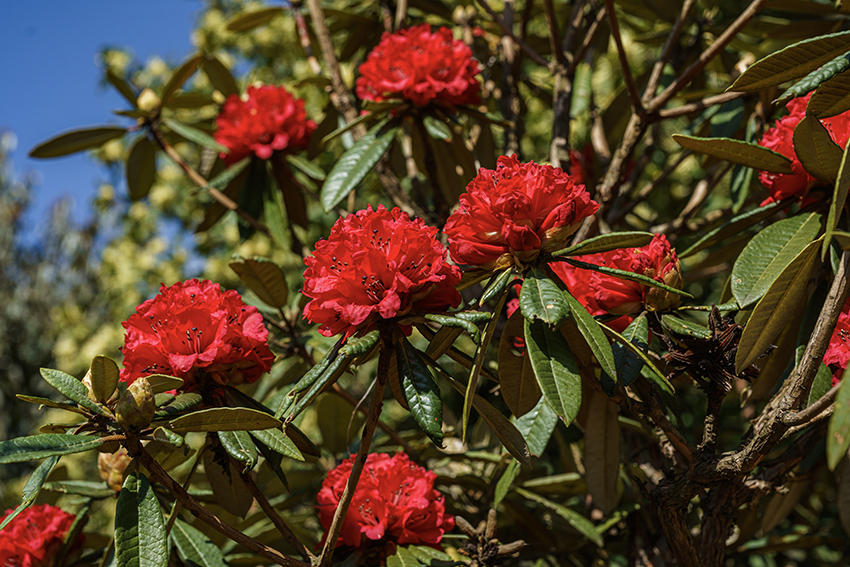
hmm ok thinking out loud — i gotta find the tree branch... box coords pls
[604,0,642,113]
[242,471,314,561]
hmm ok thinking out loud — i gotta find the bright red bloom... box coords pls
[356,24,481,108]
[318,453,454,550]
[444,155,599,270]
[758,92,850,203]
[215,84,315,165]
[120,279,274,389]
[0,504,81,567]
[551,234,683,323]
[303,205,462,338]
[824,298,850,385]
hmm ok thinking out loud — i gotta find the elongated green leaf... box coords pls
[229,257,288,308]
[551,232,655,257]
[525,318,581,425]
[40,368,109,416]
[30,126,127,158]
[398,338,444,446]
[386,547,421,567]
[200,54,239,97]
[115,472,168,567]
[828,367,850,470]
[778,53,850,104]
[514,397,559,456]
[731,213,822,308]
[250,428,304,461]
[146,374,184,394]
[613,315,648,386]
[826,141,850,259]
[43,480,116,498]
[285,154,326,180]
[218,430,258,472]
[679,200,784,258]
[519,269,570,328]
[422,115,452,140]
[171,519,228,567]
[562,291,617,381]
[584,391,620,514]
[807,66,850,118]
[89,355,120,404]
[807,363,834,408]
[515,487,603,546]
[161,54,201,104]
[736,239,821,374]
[154,393,202,418]
[672,135,793,173]
[499,311,541,417]
[480,268,514,305]
[600,323,673,394]
[126,136,157,201]
[0,434,103,464]
[278,340,349,420]
[729,30,850,92]
[560,259,693,298]
[106,70,138,107]
[0,456,59,532]
[494,461,521,509]
[321,119,398,212]
[424,314,480,343]
[661,314,711,339]
[162,118,227,153]
[794,115,843,184]
[226,7,284,32]
[168,407,281,433]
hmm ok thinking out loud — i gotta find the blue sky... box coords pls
[0,1,203,231]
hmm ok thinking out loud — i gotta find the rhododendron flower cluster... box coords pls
[215,84,315,164]
[317,453,454,550]
[552,234,683,323]
[824,298,850,385]
[0,504,81,567]
[444,154,599,270]
[302,205,462,338]
[120,279,274,389]
[758,92,850,203]
[356,24,481,108]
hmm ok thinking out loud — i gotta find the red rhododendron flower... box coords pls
[551,234,683,324]
[318,453,454,552]
[302,205,462,338]
[0,504,82,567]
[356,24,481,108]
[120,279,274,389]
[444,155,599,270]
[758,92,850,203]
[824,298,850,385]
[215,84,316,165]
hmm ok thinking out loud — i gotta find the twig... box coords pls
[783,382,839,426]
[134,442,309,567]
[242,472,314,561]
[394,0,408,30]
[641,0,695,105]
[657,91,749,119]
[317,342,390,566]
[604,0,642,113]
[330,383,417,458]
[165,444,207,533]
[568,7,606,76]
[474,0,550,68]
[291,5,322,75]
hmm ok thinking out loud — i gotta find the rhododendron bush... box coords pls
[7,2,850,567]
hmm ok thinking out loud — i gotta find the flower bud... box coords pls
[98,447,133,492]
[644,253,684,313]
[137,88,161,112]
[115,376,155,431]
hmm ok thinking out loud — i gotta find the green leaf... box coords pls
[525,318,581,425]
[494,461,520,509]
[519,269,570,328]
[286,351,351,421]
[661,315,711,340]
[250,427,304,461]
[425,314,481,344]
[226,7,284,32]
[171,520,228,567]
[40,368,110,416]
[584,391,620,514]
[806,65,850,118]
[679,200,784,258]
[0,434,104,464]
[276,338,346,419]
[162,118,227,153]
[671,135,793,173]
[398,338,444,447]
[828,367,850,470]
[15,394,88,416]
[612,315,648,386]
[559,259,692,298]
[0,456,59,532]
[126,136,157,201]
[514,397,559,456]
[167,408,282,433]
[321,119,398,212]
[422,115,452,140]
[217,430,258,472]
[89,355,120,404]
[161,54,202,104]
[106,70,138,107]
[777,53,850,105]
[498,310,541,417]
[480,268,514,305]
[30,126,127,158]
[562,291,617,381]
[514,487,603,546]
[146,374,185,394]
[154,393,202,418]
[407,545,453,564]
[386,547,422,567]
[807,363,834,408]
[340,330,381,357]
[551,232,655,257]
[228,257,288,308]
[729,30,850,92]
[793,115,843,184]
[731,212,822,308]
[600,323,673,395]
[285,154,326,180]
[115,471,168,567]
[152,427,185,447]
[736,239,821,374]
[825,140,850,259]
[200,54,239,97]
[42,480,116,498]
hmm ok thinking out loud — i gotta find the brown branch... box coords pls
[134,442,308,567]
[568,7,606,76]
[474,0,550,68]
[783,381,839,426]
[317,343,389,566]
[291,5,322,76]
[657,91,749,119]
[641,0,695,105]
[242,471,314,561]
[604,0,642,113]
[330,383,417,458]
